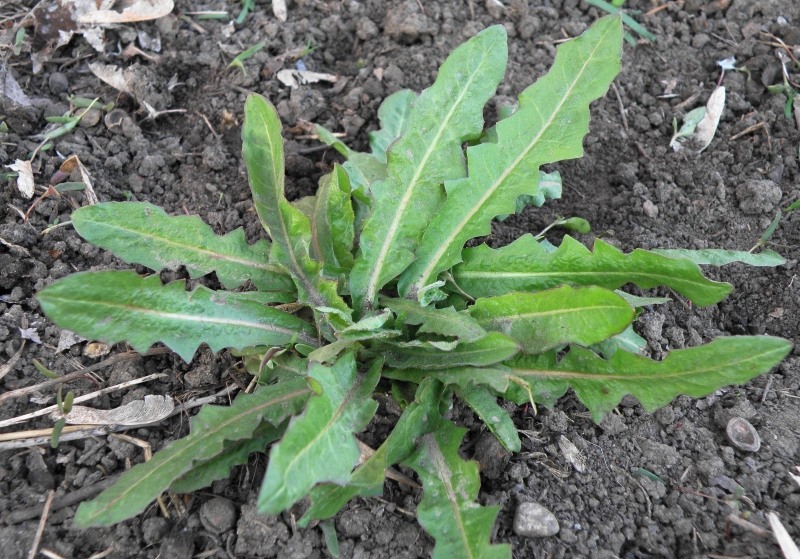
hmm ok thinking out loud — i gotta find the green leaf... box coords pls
[651,248,785,267]
[455,384,520,452]
[300,378,445,525]
[559,216,591,234]
[243,94,351,323]
[614,291,671,307]
[36,271,318,361]
[71,202,294,294]
[320,520,340,558]
[498,170,563,220]
[368,89,417,162]
[381,297,487,342]
[74,378,310,526]
[454,234,732,307]
[504,336,792,421]
[469,286,634,353]
[593,324,647,358]
[315,124,387,194]
[380,332,519,370]
[383,366,513,395]
[311,165,355,274]
[404,419,511,559]
[398,16,623,299]
[350,25,508,312]
[169,421,286,493]
[258,353,381,514]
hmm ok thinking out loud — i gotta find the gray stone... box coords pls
[726,417,761,452]
[474,431,511,480]
[200,497,237,534]
[513,502,559,538]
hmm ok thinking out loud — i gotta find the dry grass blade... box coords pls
[0,372,167,429]
[27,489,55,559]
[0,347,171,406]
[768,512,800,559]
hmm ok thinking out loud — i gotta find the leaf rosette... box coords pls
[36,15,791,558]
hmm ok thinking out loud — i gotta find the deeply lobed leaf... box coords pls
[258,353,381,513]
[404,419,511,559]
[455,234,732,306]
[71,202,294,294]
[398,15,623,299]
[504,336,792,421]
[36,271,318,361]
[300,378,445,525]
[382,297,487,342]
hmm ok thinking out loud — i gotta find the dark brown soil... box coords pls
[1,0,799,557]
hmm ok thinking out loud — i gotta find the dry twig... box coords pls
[27,490,55,559]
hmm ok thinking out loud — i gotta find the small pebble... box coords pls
[48,72,69,94]
[642,199,659,218]
[104,108,129,133]
[200,497,237,534]
[726,417,760,452]
[78,108,102,128]
[513,502,559,538]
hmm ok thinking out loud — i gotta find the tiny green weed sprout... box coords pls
[37,16,791,557]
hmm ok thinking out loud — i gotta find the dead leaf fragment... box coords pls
[77,0,173,25]
[19,327,41,344]
[272,0,288,22]
[84,341,111,358]
[55,394,174,426]
[88,62,135,96]
[276,69,338,89]
[1,64,32,110]
[558,435,586,473]
[767,512,800,559]
[31,0,173,73]
[7,160,35,199]
[56,330,86,353]
[60,155,99,204]
[694,86,725,152]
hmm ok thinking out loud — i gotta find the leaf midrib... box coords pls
[477,304,628,322]
[80,218,281,273]
[424,433,473,558]
[253,108,323,307]
[41,294,316,343]
[509,345,787,381]
[456,269,715,288]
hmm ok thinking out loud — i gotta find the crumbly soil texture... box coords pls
[1,0,799,557]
